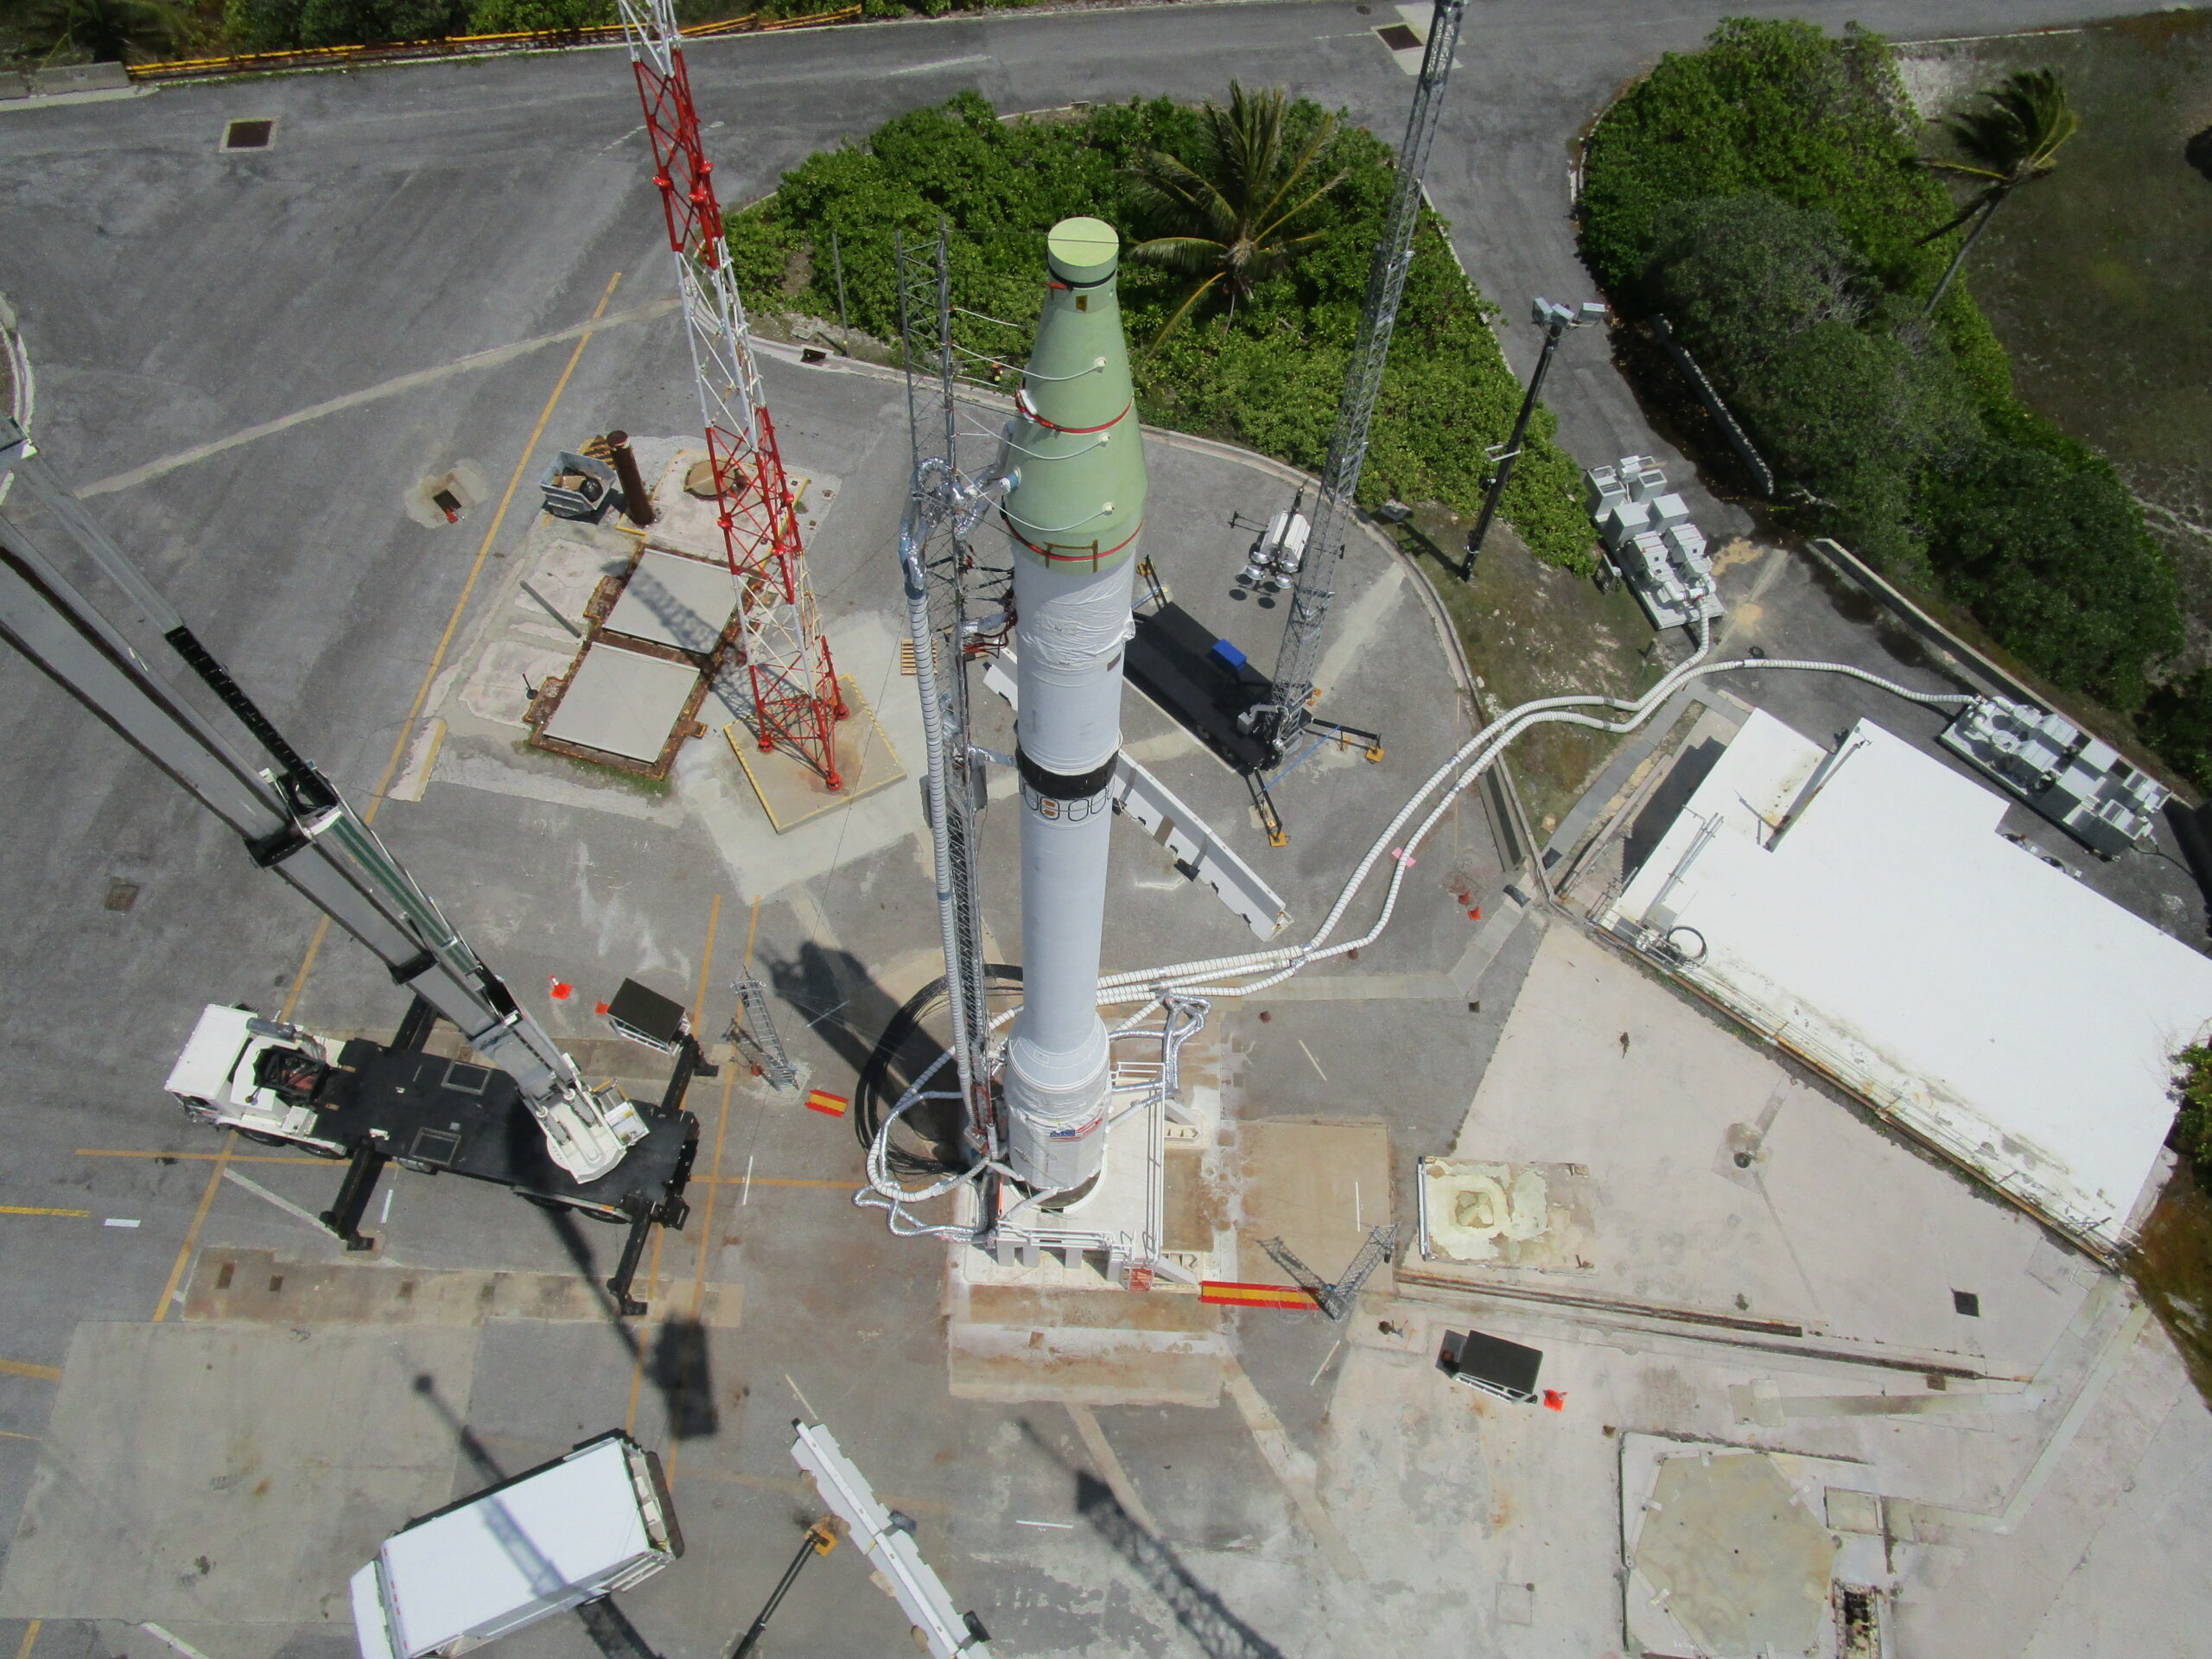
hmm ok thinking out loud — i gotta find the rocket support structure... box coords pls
[998,219,1148,1193]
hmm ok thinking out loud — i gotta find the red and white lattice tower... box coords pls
[617,0,846,786]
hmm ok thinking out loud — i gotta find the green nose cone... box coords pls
[1002,217,1148,571]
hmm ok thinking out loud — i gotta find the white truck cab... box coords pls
[351,1432,682,1659]
[164,1002,349,1154]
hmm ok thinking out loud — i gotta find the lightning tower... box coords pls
[617,0,847,785]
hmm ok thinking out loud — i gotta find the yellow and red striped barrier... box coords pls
[1199,1280,1319,1312]
[124,7,863,85]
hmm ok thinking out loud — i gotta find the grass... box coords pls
[1392,506,1664,836]
[1904,14,2212,668]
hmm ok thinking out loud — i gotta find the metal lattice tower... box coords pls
[617,0,848,785]
[1258,0,1469,760]
[731,970,798,1090]
[895,227,1001,1160]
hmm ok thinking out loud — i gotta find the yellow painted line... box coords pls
[0,1206,89,1218]
[156,273,627,1323]
[74,1147,845,1187]
[0,1359,62,1382]
[15,1618,41,1659]
[0,1430,39,1443]
[152,1138,233,1324]
[77,1148,324,1164]
[281,269,626,1027]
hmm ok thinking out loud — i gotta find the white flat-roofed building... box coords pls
[1602,709,2212,1257]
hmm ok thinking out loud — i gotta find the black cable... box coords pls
[854,963,1020,1179]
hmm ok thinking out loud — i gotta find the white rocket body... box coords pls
[997,218,1148,1193]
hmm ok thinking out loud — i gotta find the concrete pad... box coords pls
[947,1341,1224,1408]
[1232,1119,1391,1290]
[516,531,632,632]
[602,546,737,655]
[1420,1157,1596,1270]
[459,636,576,728]
[0,1322,474,1622]
[962,1285,1217,1337]
[1624,1440,1840,1659]
[179,1248,746,1326]
[541,642,700,763]
[726,674,905,831]
[1440,925,2094,1374]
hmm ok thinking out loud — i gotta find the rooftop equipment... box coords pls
[1940,695,2171,858]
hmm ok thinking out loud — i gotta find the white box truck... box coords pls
[351,1432,682,1659]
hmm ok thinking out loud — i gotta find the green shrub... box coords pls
[1580,17,2183,715]
[1925,437,2181,709]
[732,92,1596,569]
[224,0,467,48]
[2139,671,2212,792]
[466,0,613,30]
[2172,1044,2212,1187]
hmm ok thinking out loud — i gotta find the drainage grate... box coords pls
[103,877,139,912]
[223,118,275,151]
[1376,22,1421,50]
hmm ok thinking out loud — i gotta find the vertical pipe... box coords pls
[606,429,657,527]
[999,219,1147,1193]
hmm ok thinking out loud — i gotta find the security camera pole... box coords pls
[1464,297,1608,575]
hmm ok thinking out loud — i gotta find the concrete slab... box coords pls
[1622,1435,1847,1659]
[725,674,904,831]
[1232,1118,1391,1292]
[1436,925,2095,1376]
[602,546,736,656]
[0,1322,475,1622]
[540,643,699,764]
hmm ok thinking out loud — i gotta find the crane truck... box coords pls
[0,416,699,1313]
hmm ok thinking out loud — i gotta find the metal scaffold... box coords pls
[1255,0,1469,760]
[894,226,1002,1162]
[616,0,848,785]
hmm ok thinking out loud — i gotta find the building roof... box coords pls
[1611,710,2210,1252]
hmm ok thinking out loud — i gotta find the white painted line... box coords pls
[222,1168,326,1233]
[1308,1338,1344,1389]
[742,1154,754,1206]
[141,1624,214,1659]
[380,1189,394,1224]
[104,1217,141,1229]
[785,1371,817,1421]
[1298,1039,1330,1083]
[1354,1181,1362,1232]
[1014,1519,1074,1529]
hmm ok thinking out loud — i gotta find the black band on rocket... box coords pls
[1016,746,1116,802]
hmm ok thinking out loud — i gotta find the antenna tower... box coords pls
[617,0,847,785]
[1255,0,1468,760]
[895,227,1000,1160]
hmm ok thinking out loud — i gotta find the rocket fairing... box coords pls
[998,217,1149,1193]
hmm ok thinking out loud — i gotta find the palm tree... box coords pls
[1123,82,1347,353]
[1916,68,2080,317]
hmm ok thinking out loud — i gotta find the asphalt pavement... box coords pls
[0,4,2195,1654]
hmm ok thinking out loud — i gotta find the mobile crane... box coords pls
[0,416,699,1313]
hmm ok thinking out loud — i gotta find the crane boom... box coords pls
[1256,0,1468,759]
[0,417,645,1183]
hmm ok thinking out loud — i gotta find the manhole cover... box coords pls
[1376,22,1420,50]
[223,118,275,151]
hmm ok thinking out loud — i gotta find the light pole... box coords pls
[1464,297,1607,576]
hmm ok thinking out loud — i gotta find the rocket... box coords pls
[998,217,1148,1194]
